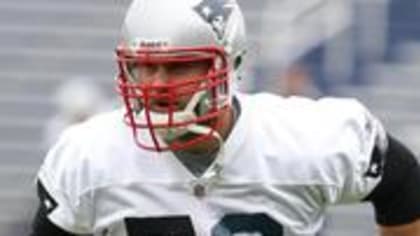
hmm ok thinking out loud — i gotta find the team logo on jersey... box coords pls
[37,181,58,215]
[193,0,233,40]
[364,146,385,178]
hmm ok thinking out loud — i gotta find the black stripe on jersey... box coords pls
[364,144,385,178]
[37,180,58,215]
[363,135,420,225]
[30,180,79,236]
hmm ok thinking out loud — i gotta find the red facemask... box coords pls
[116,45,231,152]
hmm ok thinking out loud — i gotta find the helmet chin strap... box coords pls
[185,123,224,151]
[134,90,228,150]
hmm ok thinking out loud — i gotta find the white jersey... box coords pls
[37,92,388,236]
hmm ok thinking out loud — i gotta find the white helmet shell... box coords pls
[121,0,247,79]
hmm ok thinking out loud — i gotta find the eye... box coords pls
[166,62,191,75]
[125,62,157,80]
[167,60,211,77]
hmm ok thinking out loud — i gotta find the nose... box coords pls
[147,65,169,86]
[145,65,171,103]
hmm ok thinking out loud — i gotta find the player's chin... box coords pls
[167,114,222,153]
[169,132,219,154]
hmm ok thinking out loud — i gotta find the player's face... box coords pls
[126,59,212,112]
[125,57,232,153]
[117,46,232,152]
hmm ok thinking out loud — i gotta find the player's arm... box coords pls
[363,135,420,236]
[30,181,85,236]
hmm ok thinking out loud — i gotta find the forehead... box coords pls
[120,48,218,63]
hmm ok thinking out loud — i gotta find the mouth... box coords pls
[148,99,189,113]
[149,104,172,113]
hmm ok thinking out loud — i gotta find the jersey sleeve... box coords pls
[36,125,93,234]
[318,98,388,204]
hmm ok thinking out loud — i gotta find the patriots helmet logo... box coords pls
[193,0,233,40]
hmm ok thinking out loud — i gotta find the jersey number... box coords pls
[125,213,283,236]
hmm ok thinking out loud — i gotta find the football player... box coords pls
[30,0,420,235]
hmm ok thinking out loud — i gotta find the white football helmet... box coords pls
[116,0,246,151]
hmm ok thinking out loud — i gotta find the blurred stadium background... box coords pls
[1,0,419,235]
